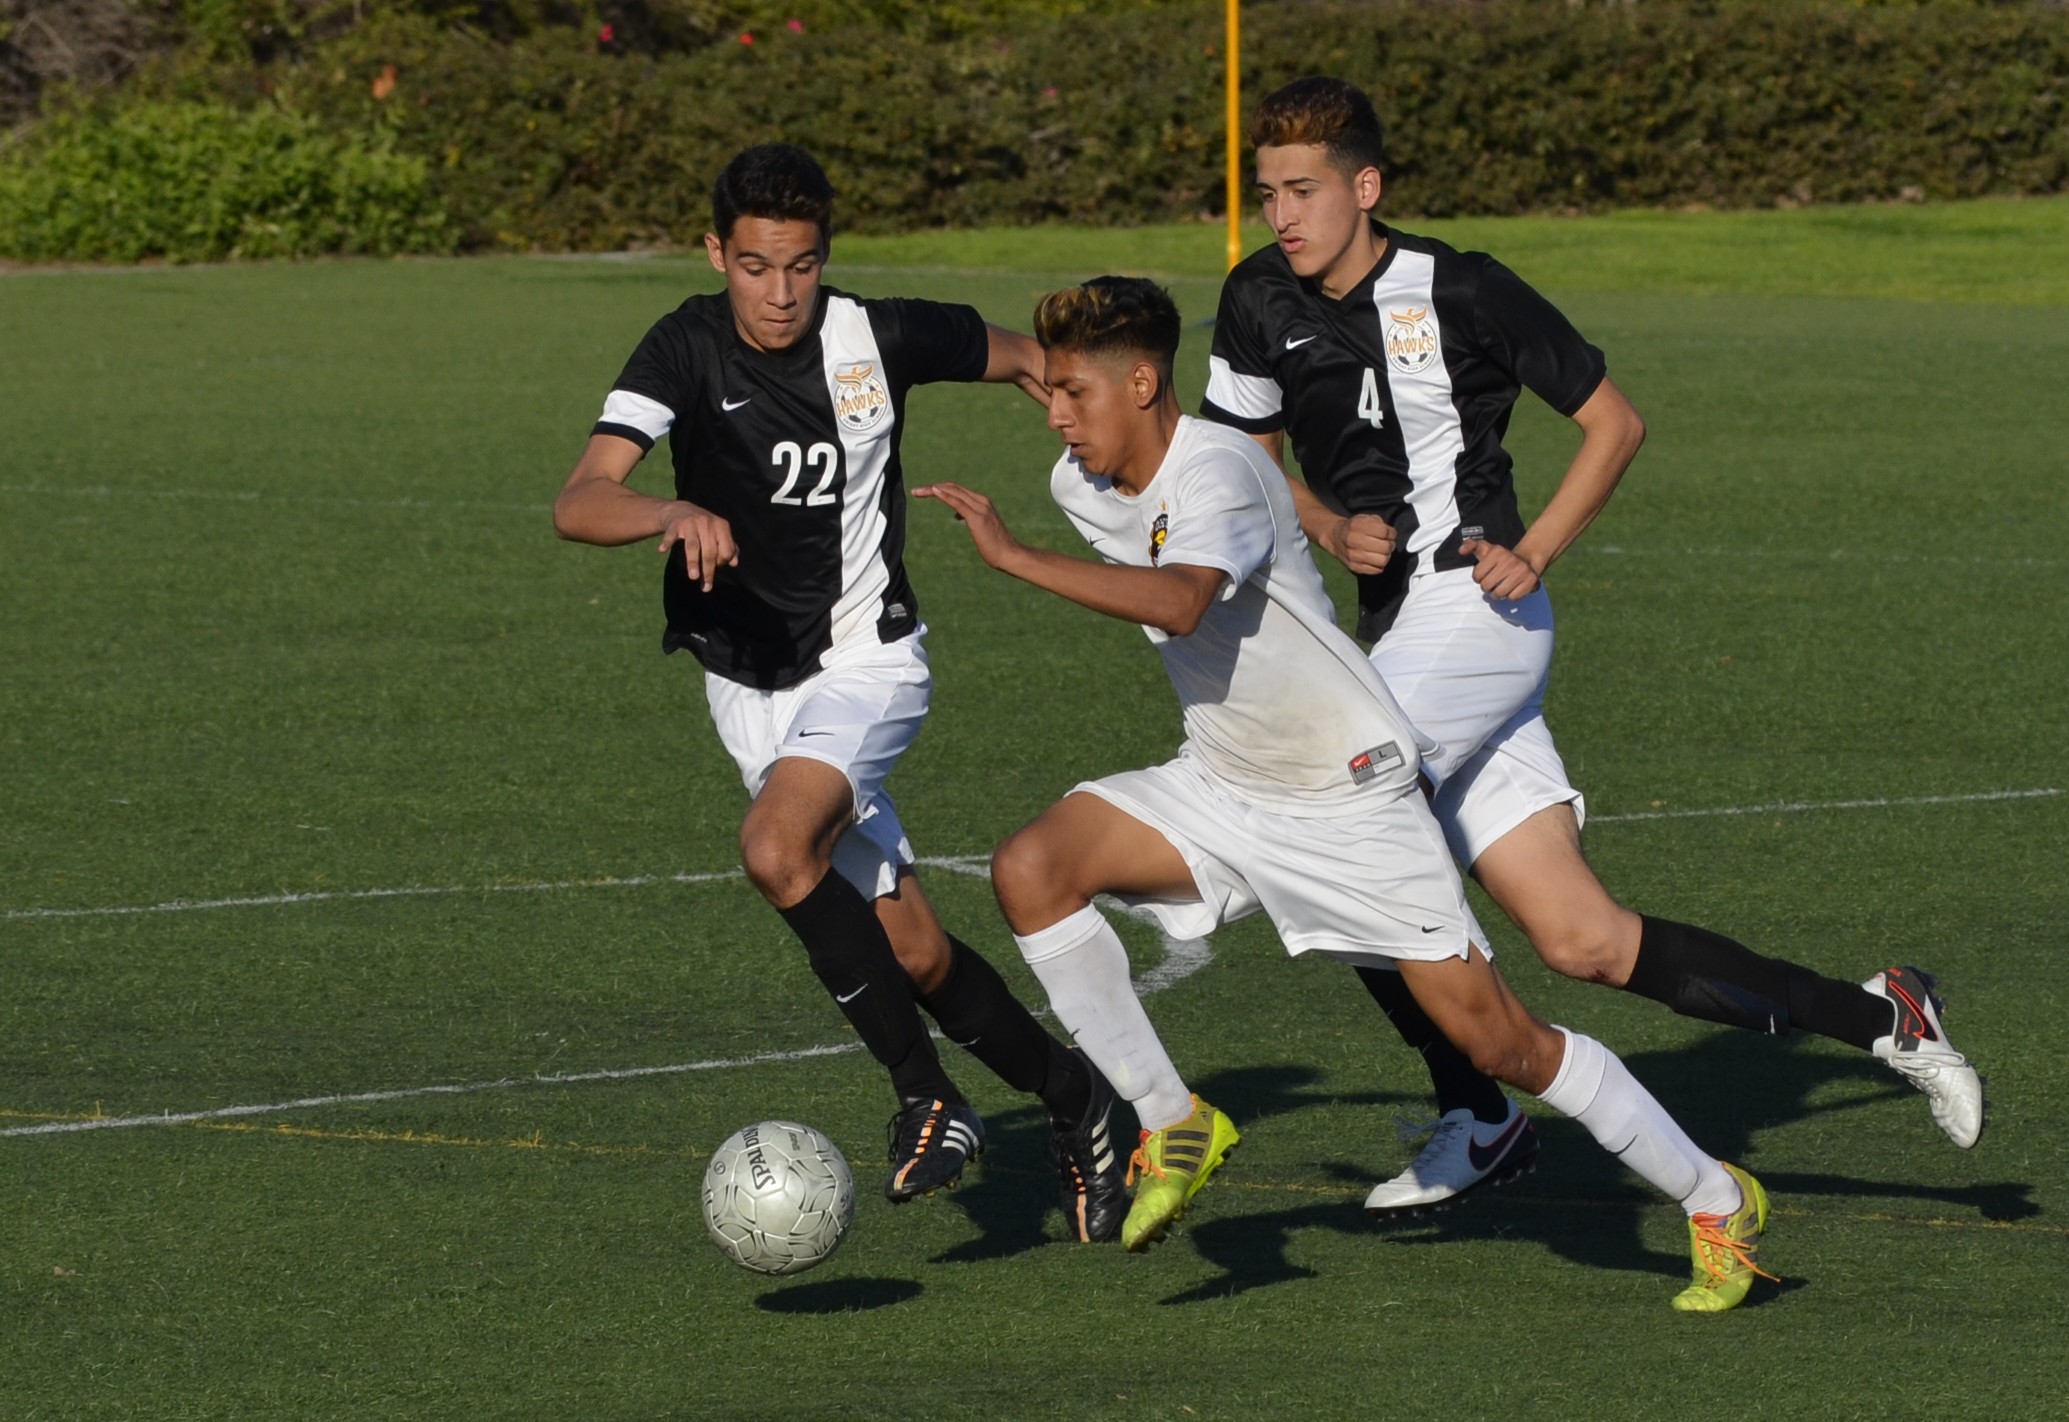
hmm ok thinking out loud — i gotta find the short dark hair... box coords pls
[711,144,835,245]
[1251,76,1386,178]
[1033,276,1182,382]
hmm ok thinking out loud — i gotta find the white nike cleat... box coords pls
[1364,1101,1540,1217]
[1864,966,1985,1149]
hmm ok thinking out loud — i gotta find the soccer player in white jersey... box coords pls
[553,145,1128,1239]
[918,276,1775,1311]
[1199,78,1983,1212]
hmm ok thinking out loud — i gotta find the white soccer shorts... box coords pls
[1370,565,1586,867]
[1073,750,1487,969]
[704,630,931,900]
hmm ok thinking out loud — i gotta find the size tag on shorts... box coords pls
[1348,741,1404,785]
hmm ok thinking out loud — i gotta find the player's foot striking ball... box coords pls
[1671,1162,1776,1314]
[1863,966,1985,1148]
[1050,1056,1127,1242]
[1121,1096,1241,1251]
[884,1097,986,1202]
[1363,1101,1540,1218]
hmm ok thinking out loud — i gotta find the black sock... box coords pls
[1356,965,1510,1125]
[775,870,963,1105]
[1624,916,1893,1052]
[918,935,1089,1121]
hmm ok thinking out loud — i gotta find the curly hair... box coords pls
[711,144,835,244]
[1250,76,1386,177]
[1032,276,1182,380]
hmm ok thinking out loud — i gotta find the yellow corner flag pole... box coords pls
[1225,0,1242,271]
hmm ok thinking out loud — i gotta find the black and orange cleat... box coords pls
[884,1097,985,1202]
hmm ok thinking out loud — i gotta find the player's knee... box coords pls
[738,818,818,907]
[1529,907,1641,986]
[990,828,1075,932]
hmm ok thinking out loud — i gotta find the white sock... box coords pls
[1013,904,1194,1132]
[1535,1027,1740,1218]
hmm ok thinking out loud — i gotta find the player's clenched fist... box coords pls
[913,482,1025,572]
[1325,511,1397,575]
[658,503,739,592]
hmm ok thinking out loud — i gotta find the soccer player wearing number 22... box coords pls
[920,276,1773,1311]
[1200,79,1983,1215]
[552,145,1127,1240]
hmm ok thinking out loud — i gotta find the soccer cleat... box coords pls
[1363,1102,1540,1218]
[883,1097,985,1203]
[1120,1095,1240,1252]
[1863,966,1985,1149]
[1671,1161,1777,1313]
[1050,1056,1127,1243]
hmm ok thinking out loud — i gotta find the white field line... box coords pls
[0,855,1213,1140]
[1591,786,2058,825]
[5,788,2054,926]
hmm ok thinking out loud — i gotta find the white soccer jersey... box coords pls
[1050,417,1432,817]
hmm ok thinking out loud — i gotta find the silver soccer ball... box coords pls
[701,1120,856,1275]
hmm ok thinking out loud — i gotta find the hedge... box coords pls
[0,99,453,261]
[10,1,2068,257]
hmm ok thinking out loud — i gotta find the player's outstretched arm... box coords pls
[553,433,739,591]
[981,325,1052,407]
[914,481,1224,636]
[1463,376,1645,600]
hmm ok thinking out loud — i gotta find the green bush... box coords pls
[0,98,454,262]
[17,2,2069,257]
[221,0,2065,252]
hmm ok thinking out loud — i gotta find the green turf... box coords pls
[2,208,2065,1420]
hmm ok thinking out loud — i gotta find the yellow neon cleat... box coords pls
[1120,1095,1240,1252]
[1672,1161,1778,1313]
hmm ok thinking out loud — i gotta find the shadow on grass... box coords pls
[1148,1029,2029,1306]
[755,1277,923,1314]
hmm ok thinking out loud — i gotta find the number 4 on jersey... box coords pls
[1357,367,1386,430]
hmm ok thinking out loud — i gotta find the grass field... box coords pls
[3,202,2066,1420]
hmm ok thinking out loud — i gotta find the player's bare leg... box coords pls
[993,792,1241,1248]
[1467,803,1639,986]
[1394,948,1774,1310]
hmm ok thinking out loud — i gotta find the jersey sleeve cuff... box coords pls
[1545,361,1608,419]
[1198,398,1285,437]
[591,421,656,452]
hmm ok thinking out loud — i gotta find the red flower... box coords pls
[598,24,614,44]
[739,31,754,44]
[787,18,803,33]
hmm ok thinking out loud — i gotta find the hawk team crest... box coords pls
[1384,305,1439,376]
[832,360,892,433]
[1149,509,1169,564]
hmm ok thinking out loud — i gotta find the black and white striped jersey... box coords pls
[594,287,988,690]
[1200,225,1606,639]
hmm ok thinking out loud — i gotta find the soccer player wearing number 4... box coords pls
[553,145,1127,1239]
[1200,79,1984,1213]
[919,276,1774,1312]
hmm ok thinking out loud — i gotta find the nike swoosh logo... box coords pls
[835,985,867,1003]
[1285,335,1318,349]
[1420,925,1443,934]
[1466,1112,1529,1172]
[721,396,752,411]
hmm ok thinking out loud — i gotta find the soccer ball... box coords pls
[701,1120,856,1275]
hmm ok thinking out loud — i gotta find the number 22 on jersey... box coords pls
[771,440,839,506]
